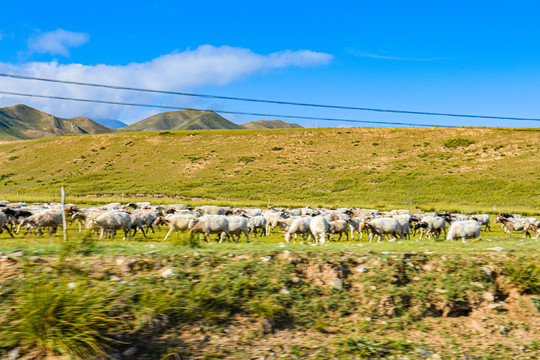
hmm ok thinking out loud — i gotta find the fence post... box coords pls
[61,186,67,243]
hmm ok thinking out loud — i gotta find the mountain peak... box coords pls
[241,120,303,129]
[120,109,243,132]
[0,104,114,140]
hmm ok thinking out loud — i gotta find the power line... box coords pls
[0,90,454,127]
[1,72,539,122]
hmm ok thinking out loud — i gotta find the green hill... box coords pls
[0,127,538,212]
[0,105,303,139]
[241,119,303,129]
[121,109,244,131]
[0,104,114,140]
[70,117,114,134]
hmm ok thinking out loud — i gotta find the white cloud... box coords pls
[28,29,90,56]
[0,30,15,42]
[0,45,332,123]
[347,47,444,61]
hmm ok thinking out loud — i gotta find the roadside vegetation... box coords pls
[0,218,539,359]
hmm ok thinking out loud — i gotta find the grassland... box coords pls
[0,127,538,213]
[0,126,538,358]
[0,221,539,359]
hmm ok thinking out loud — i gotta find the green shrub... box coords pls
[443,137,475,149]
[505,259,540,294]
[2,279,121,358]
[130,284,186,330]
[335,336,414,358]
[249,297,288,321]
[237,156,255,164]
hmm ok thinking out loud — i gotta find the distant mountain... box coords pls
[0,104,114,140]
[69,117,115,134]
[241,120,303,129]
[121,109,244,132]
[0,105,303,141]
[94,119,128,129]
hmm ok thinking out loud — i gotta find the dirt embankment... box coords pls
[1,249,539,359]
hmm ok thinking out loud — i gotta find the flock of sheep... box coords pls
[0,200,538,243]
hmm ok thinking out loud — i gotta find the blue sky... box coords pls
[1,1,539,127]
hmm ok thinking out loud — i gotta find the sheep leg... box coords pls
[3,226,14,238]
[163,227,174,241]
[220,232,230,243]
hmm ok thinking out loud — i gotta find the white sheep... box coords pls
[86,211,132,240]
[227,216,250,243]
[471,214,491,231]
[247,215,266,237]
[263,209,284,235]
[284,217,311,243]
[392,214,411,240]
[155,214,199,241]
[309,215,329,244]
[18,211,63,236]
[363,218,401,242]
[188,215,230,243]
[418,216,446,240]
[328,219,349,241]
[446,220,481,242]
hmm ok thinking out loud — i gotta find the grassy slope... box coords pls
[0,127,538,212]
